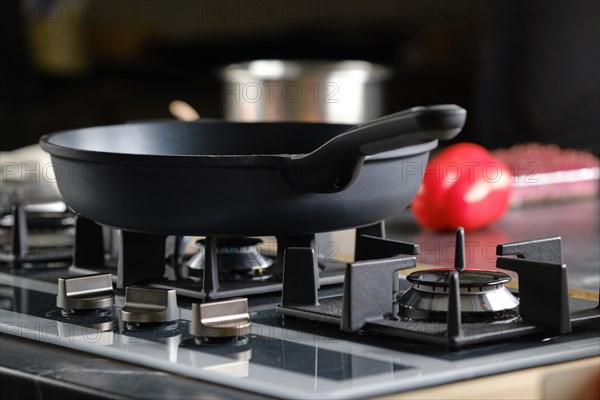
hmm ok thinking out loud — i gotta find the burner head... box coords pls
[407,269,512,290]
[398,268,519,320]
[188,238,273,281]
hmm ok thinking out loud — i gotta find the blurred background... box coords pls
[1,0,599,154]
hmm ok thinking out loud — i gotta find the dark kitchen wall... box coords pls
[1,0,599,154]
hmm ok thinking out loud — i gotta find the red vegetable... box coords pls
[411,143,513,231]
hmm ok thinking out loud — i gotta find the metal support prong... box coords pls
[73,216,105,268]
[355,235,420,262]
[281,247,318,307]
[341,256,416,332]
[11,203,28,261]
[447,271,462,342]
[202,237,220,296]
[454,227,465,272]
[496,237,563,264]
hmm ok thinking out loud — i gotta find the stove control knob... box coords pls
[190,298,251,338]
[121,287,180,324]
[57,274,115,311]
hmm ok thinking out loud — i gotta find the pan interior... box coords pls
[46,121,350,156]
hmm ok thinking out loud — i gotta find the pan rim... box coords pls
[39,120,437,168]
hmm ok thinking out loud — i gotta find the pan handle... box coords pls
[288,104,466,193]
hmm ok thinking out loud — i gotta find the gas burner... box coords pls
[397,228,519,321]
[0,201,74,230]
[0,203,74,268]
[277,226,600,347]
[398,269,519,321]
[188,238,274,281]
[69,216,358,300]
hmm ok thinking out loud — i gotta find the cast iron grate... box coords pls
[277,229,600,347]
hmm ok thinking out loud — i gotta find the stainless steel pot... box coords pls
[221,60,391,124]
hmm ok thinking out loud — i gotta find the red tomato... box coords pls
[411,143,513,231]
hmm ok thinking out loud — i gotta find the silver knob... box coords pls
[57,274,115,311]
[190,298,251,338]
[121,287,180,323]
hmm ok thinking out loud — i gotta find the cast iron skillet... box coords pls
[40,104,466,236]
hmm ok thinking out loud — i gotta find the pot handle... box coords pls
[288,104,466,193]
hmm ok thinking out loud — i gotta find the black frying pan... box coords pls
[40,105,466,236]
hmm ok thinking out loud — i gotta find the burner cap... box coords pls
[407,269,511,289]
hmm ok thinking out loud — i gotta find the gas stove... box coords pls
[1,194,599,399]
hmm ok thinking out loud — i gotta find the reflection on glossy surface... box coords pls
[178,333,415,382]
[181,337,252,378]
[48,308,117,332]
[55,320,115,346]
[387,200,600,291]
[120,319,184,364]
[122,332,182,363]
[411,228,512,270]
